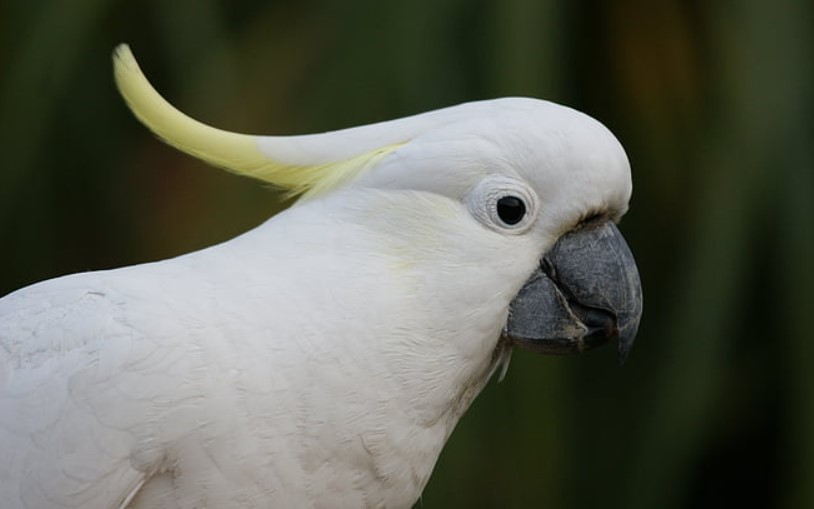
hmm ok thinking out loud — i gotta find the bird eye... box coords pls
[466,176,538,234]
[496,196,526,225]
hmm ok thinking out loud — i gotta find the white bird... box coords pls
[0,44,642,508]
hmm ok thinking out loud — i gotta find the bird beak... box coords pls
[503,221,642,364]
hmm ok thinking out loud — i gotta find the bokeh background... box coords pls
[1,0,812,507]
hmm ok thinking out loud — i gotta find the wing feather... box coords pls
[0,271,186,509]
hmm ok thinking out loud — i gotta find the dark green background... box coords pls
[1,1,812,507]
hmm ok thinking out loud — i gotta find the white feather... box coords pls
[0,97,631,508]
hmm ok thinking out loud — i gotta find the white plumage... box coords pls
[0,45,635,508]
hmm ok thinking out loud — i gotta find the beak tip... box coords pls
[615,314,641,366]
[617,340,633,366]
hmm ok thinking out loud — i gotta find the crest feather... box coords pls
[112,44,401,199]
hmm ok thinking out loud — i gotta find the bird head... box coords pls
[113,44,642,365]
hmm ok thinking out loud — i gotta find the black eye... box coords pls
[496,195,526,225]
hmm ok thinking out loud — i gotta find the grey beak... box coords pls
[503,221,642,364]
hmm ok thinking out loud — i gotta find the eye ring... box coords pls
[466,176,538,234]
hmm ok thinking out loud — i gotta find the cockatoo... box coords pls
[0,45,642,508]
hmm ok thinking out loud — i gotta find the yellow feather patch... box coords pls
[113,44,401,199]
[253,145,402,200]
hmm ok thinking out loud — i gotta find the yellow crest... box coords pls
[113,45,402,199]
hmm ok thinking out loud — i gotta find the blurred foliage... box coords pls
[1,0,812,507]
